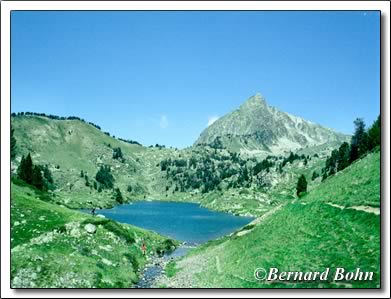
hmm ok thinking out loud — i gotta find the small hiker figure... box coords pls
[91,208,96,216]
[141,241,147,256]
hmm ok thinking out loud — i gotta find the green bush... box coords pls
[103,220,135,244]
[123,253,139,271]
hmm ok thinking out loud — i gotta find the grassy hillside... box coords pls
[157,152,381,288]
[302,150,380,208]
[11,180,176,288]
[12,115,175,208]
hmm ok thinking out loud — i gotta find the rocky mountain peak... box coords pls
[240,93,267,110]
[194,93,350,157]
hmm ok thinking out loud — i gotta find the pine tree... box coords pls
[42,165,53,183]
[325,149,338,176]
[31,165,44,190]
[17,153,33,184]
[303,158,308,166]
[337,142,350,171]
[114,187,123,204]
[11,126,17,160]
[321,172,328,182]
[367,115,380,151]
[296,174,307,197]
[350,118,368,162]
[95,165,114,189]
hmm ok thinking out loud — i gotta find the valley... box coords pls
[10,94,381,288]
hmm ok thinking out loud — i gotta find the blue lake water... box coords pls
[82,201,253,244]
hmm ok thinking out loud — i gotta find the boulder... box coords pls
[84,223,97,234]
[101,258,113,266]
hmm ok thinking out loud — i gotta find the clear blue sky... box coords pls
[11,11,380,148]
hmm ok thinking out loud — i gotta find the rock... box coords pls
[99,244,113,252]
[33,256,44,262]
[101,258,113,266]
[70,228,81,238]
[84,223,97,234]
[96,214,105,218]
[66,222,81,237]
[31,232,55,245]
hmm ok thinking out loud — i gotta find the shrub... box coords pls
[123,253,139,271]
[103,220,135,244]
[112,147,124,161]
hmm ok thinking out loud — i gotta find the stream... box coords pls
[134,243,197,288]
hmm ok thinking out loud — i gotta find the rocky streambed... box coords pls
[134,243,197,288]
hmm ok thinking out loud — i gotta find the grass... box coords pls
[165,261,179,278]
[11,182,81,248]
[172,202,380,288]
[168,152,380,288]
[302,151,380,207]
[11,181,176,288]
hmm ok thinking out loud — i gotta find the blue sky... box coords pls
[11,11,380,148]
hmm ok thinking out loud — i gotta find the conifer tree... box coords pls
[17,153,33,184]
[11,126,17,160]
[114,187,123,204]
[95,165,114,189]
[350,118,368,162]
[296,174,307,197]
[337,142,350,171]
[367,115,380,150]
[31,165,44,190]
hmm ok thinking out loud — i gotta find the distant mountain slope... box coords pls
[195,93,349,157]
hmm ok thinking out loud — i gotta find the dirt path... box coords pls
[326,202,380,215]
[234,204,284,237]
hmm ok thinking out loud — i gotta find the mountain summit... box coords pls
[194,93,349,156]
